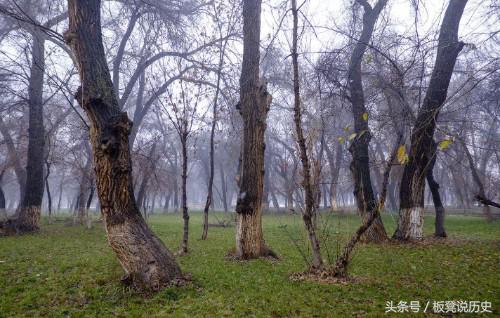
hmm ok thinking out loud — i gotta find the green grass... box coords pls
[0,212,499,317]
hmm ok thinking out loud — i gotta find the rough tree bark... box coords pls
[15,30,46,233]
[347,0,388,243]
[64,0,182,291]
[291,0,322,269]
[394,0,468,240]
[233,0,274,259]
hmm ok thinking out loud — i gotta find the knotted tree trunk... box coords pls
[394,0,468,241]
[234,0,274,259]
[347,0,389,243]
[64,0,182,291]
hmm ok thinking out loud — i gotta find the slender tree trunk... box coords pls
[64,0,182,291]
[44,161,53,223]
[234,0,274,259]
[325,143,342,210]
[395,0,468,240]
[0,170,6,221]
[136,142,157,212]
[425,141,446,237]
[461,139,494,221]
[180,134,189,254]
[15,31,46,233]
[219,163,228,213]
[347,0,388,243]
[291,0,322,269]
[202,35,226,240]
[85,181,95,229]
[173,152,179,212]
[0,118,26,205]
[57,170,65,213]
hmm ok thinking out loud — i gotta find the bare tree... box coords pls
[290,0,322,269]
[394,0,468,241]
[233,0,274,259]
[64,0,182,291]
[346,0,389,243]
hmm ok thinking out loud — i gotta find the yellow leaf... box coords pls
[438,139,453,151]
[337,136,345,145]
[362,112,368,121]
[343,125,351,132]
[348,133,357,141]
[397,145,409,164]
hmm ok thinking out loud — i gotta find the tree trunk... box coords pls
[0,170,6,221]
[325,143,342,210]
[332,133,401,277]
[163,192,170,213]
[219,162,229,213]
[56,170,65,213]
[461,139,494,221]
[64,0,182,291]
[202,34,226,240]
[136,142,157,212]
[395,0,468,240]
[0,118,27,205]
[347,0,388,243]
[180,134,189,254]
[291,0,322,269]
[234,0,274,259]
[426,141,446,237]
[173,152,179,212]
[15,30,46,233]
[85,181,95,229]
[44,160,53,223]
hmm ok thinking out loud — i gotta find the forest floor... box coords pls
[0,212,498,317]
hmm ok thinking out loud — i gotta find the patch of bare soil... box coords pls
[289,268,369,285]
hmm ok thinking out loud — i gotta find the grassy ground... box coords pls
[0,212,498,317]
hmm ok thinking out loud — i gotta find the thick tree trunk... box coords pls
[347,0,388,243]
[234,0,274,259]
[291,0,322,269]
[64,0,182,291]
[395,0,468,240]
[16,30,46,233]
